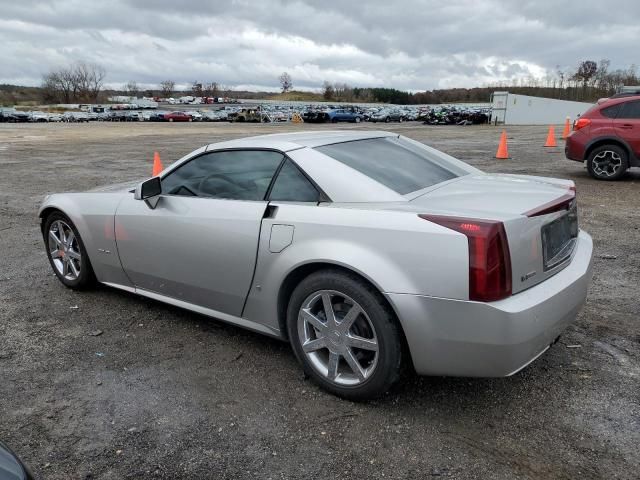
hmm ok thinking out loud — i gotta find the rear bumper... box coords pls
[386,230,593,377]
[565,133,587,162]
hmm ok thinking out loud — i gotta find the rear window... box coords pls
[315,137,459,194]
[600,104,622,118]
[618,100,640,119]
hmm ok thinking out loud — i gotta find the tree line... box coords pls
[30,59,640,106]
[321,59,638,104]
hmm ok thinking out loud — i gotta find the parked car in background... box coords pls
[38,131,593,400]
[28,111,50,122]
[327,108,363,123]
[0,107,29,123]
[201,110,228,122]
[148,110,169,122]
[164,111,193,122]
[565,94,640,180]
[184,110,203,121]
[370,108,406,123]
[108,111,127,122]
[124,111,142,122]
[48,113,63,122]
[63,112,90,123]
[302,108,331,123]
[228,108,262,123]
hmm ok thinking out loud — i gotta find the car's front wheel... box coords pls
[587,144,628,180]
[287,269,403,400]
[44,212,95,289]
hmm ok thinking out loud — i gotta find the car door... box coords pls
[242,157,324,329]
[114,149,285,317]
[614,100,640,158]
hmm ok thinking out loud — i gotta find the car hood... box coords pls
[408,173,573,218]
[86,180,143,193]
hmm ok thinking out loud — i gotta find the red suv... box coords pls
[565,94,640,180]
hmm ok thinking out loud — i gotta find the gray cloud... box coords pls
[0,0,638,91]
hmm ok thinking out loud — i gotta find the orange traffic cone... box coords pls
[544,125,557,147]
[495,130,509,159]
[561,117,571,139]
[152,151,163,176]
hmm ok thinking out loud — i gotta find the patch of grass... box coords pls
[267,91,324,102]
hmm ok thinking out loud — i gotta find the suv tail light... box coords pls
[573,118,591,131]
[419,215,512,302]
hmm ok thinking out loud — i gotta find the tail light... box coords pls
[573,118,591,131]
[419,215,512,302]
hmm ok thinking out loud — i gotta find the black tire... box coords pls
[385,117,390,123]
[586,144,628,180]
[43,212,96,289]
[287,269,403,401]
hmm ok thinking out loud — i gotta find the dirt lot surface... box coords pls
[0,122,638,479]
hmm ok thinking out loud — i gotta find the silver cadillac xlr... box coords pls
[39,131,594,399]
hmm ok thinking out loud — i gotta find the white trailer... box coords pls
[491,92,594,125]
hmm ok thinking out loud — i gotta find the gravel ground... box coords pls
[0,121,638,480]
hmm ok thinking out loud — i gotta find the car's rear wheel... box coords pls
[287,269,403,400]
[44,212,95,289]
[355,116,361,123]
[587,144,628,180]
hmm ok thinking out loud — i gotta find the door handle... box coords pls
[620,124,634,129]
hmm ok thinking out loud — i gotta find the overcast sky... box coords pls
[1,0,638,92]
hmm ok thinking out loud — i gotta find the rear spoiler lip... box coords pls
[524,192,575,217]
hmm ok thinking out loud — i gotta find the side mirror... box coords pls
[134,177,162,209]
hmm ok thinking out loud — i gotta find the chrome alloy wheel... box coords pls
[48,220,81,280]
[298,290,379,386]
[592,150,623,177]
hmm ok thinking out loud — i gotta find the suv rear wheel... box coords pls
[587,144,628,180]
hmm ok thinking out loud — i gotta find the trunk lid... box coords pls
[408,173,574,218]
[410,173,578,294]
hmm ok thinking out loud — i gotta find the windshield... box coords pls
[316,137,465,195]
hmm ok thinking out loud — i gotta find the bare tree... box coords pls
[573,60,598,99]
[41,61,106,103]
[322,81,334,100]
[192,82,203,96]
[203,82,219,98]
[279,72,292,93]
[125,80,139,97]
[160,80,175,98]
[220,84,233,98]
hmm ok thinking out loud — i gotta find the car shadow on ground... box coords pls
[91,283,562,411]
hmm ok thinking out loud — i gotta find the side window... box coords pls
[161,150,283,200]
[600,104,621,118]
[268,159,320,202]
[618,101,640,119]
